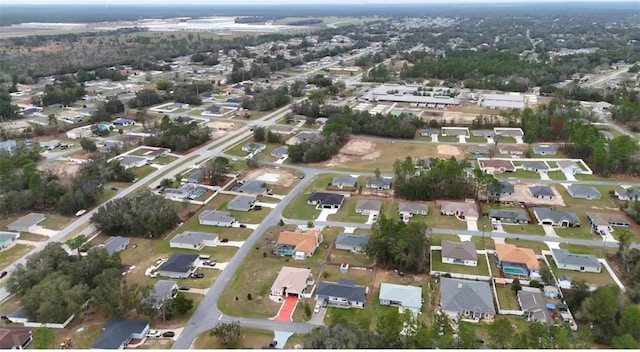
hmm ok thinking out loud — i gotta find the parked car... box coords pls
[253,205,262,210]
[299,175,305,179]
[162,331,175,338]
[179,286,190,291]
[202,260,217,267]
[0,271,7,279]
[322,299,328,308]
[110,187,118,191]
[239,224,247,228]
[220,238,229,243]
[313,303,321,314]
[146,330,162,338]
[190,272,204,279]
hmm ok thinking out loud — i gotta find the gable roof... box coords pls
[440,278,495,315]
[103,236,129,256]
[567,186,601,199]
[480,159,515,171]
[235,180,267,194]
[533,145,556,153]
[227,195,257,210]
[365,178,392,188]
[170,231,219,246]
[158,253,199,274]
[488,209,530,221]
[551,248,601,269]
[557,160,582,171]
[142,280,177,309]
[489,179,515,194]
[7,213,45,229]
[379,283,422,309]
[529,185,555,197]
[355,199,382,212]
[308,192,344,205]
[517,290,552,323]
[398,202,428,214]
[331,176,357,186]
[0,327,32,349]
[495,243,539,270]
[441,240,477,261]
[586,212,630,227]
[316,279,366,302]
[523,161,549,170]
[437,200,479,217]
[533,207,581,225]
[199,210,235,224]
[91,319,149,349]
[335,233,370,249]
[276,229,321,254]
[0,232,19,243]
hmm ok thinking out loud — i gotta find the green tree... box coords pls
[611,334,640,349]
[32,327,56,349]
[539,266,555,285]
[168,293,194,316]
[209,321,241,345]
[456,322,480,349]
[376,309,404,347]
[80,138,97,152]
[253,126,266,142]
[488,317,515,348]
[66,235,87,257]
[581,285,621,342]
[619,305,640,340]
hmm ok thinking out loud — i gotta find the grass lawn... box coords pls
[509,169,540,179]
[546,255,615,286]
[547,170,566,180]
[193,327,304,349]
[554,226,598,240]
[547,161,558,168]
[429,234,461,245]
[0,244,33,270]
[574,173,605,181]
[467,136,488,143]
[97,188,117,204]
[39,214,72,230]
[131,165,157,179]
[176,270,221,289]
[326,297,396,330]
[208,193,270,223]
[0,295,21,317]
[321,265,375,287]
[129,147,155,156]
[153,155,178,165]
[326,198,368,223]
[502,223,547,236]
[431,250,490,276]
[504,238,550,254]
[331,142,445,173]
[18,233,48,242]
[327,248,374,267]
[438,135,458,142]
[494,285,520,310]
[555,185,617,208]
[188,109,204,116]
[169,207,253,242]
[424,211,468,230]
[559,243,613,257]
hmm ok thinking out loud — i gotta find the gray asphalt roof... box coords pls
[551,248,601,269]
[170,231,219,246]
[379,283,422,309]
[517,290,552,323]
[91,319,149,349]
[235,180,267,194]
[7,213,45,229]
[227,195,257,211]
[488,209,530,221]
[567,186,601,199]
[441,240,477,261]
[158,253,199,274]
[398,202,428,214]
[335,233,370,249]
[142,280,177,309]
[331,176,357,186]
[199,210,235,224]
[529,185,555,197]
[316,279,366,303]
[533,207,581,225]
[103,236,130,256]
[523,161,549,170]
[308,192,344,205]
[439,278,495,315]
[356,199,382,212]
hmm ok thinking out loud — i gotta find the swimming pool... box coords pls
[503,267,527,275]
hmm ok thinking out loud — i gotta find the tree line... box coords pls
[241,87,291,111]
[144,116,212,152]
[366,215,431,273]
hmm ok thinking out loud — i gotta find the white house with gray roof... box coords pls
[315,279,367,308]
[96,236,130,256]
[533,145,557,155]
[557,160,584,174]
[379,283,423,315]
[117,155,147,169]
[567,186,602,200]
[551,248,601,273]
[439,278,496,321]
[441,240,478,266]
[398,202,428,218]
[198,210,236,227]
[234,180,267,195]
[142,280,178,310]
[170,231,219,250]
[518,289,553,323]
[227,195,256,212]
[488,209,530,224]
[355,199,382,215]
[522,161,549,173]
[7,213,46,232]
[365,178,392,190]
[533,207,581,227]
[614,187,640,201]
[241,142,266,153]
[335,233,370,253]
[529,186,556,199]
[331,176,357,189]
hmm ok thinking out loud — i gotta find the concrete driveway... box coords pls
[466,220,478,231]
[316,208,338,221]
[365,213,378,225]
[308,302,327,325]
[218,240,245,248]
[255,202,278,209]
[563,172,577,181]
[458,135,466,143]
[30,227,58,237]
[542,225,559,238]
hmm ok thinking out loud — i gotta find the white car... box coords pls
[146,330,162,338]
[313,303,321,314]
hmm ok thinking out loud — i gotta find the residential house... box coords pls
[488,209,530,224]
[529,186,556,200]
[0,232,20,250]
[269,267,314,301]
[117,155,147,169]
[112,118,135,127]
[438,200,479,220]
[227,195,257,212]
[144,148,170,160]
[186,169,204,184]
[557,160,584,174]
[420,128,439,137]
[614,187,640,201]
[315,279,367,308]
[488,180,515,197]
[199,210,236,227]
[40,140,61,151]
[7,213,45,232]
[331,176,357,189]
[494,127,525,137]
[141,280,178,310]
[379,283,423,315]
[273,229,322,259]
[551,248,601,273]
[518,289,553,323]
[307,192,345,209]
[0,140,17,154]
[533,207,581,227]
[92,236,129,256]
[522,161,549,173]
[163,184,208,200]
[66,126,93,139]
[170,231,219,250]
[287,132,320,145]
[498,145,526,156]
[439,278,496,321]
[365,178,392,190]
[479,159,515,173]
[271,147,289,158]
[495,243,540,278]
[334,233,370,253]
[234,180,267,195]
[586,212,630,233]
[441,240,478,267]
[90,319,150,350]
[241,142,266,153]
[472,130,494,138]
[355,199,382,215]
[398,202,428,221]
[533,145,557,155]
[0,327,33,349]
[567,186,602,200]
[157,253,199,279]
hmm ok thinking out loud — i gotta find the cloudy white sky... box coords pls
[0,0,627,4]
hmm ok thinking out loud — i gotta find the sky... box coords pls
[1,0,630,4]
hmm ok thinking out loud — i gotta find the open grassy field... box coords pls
[547,170,566,180]
[431,250,490,276]
[18,233,49,242]
[193,327,305,349]
[281,173,342,220]
[0,244,33,270]
[509,169,540,179]
[326,198,368,223]
[494,285,520,310]
[504,238,550,254]
[131,165,157,179]
[153,155,178,165]
[38,214,73,230]
[502,223,547,236]
[546,255,615,286]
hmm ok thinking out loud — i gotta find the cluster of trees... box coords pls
[191,53,220,66]
[329,108,422,139]
[0,91,21,121]
[35,79,87,107]
[366,216,431,273]
[76,67,127,82]
[91,190,179,239]
[242,87,291,111]
[288,118,351,163]
[145,116,212,152]
[90,98,125,123]
[172,82,214,106]
[0,147,132,216]
[128,89,169,109]
[290,100,342,119]
[363,64,391,83]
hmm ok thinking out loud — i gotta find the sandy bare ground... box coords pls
[437,145,463,157]
[208,121,237,130]
[500,182,566,206]
[38,162,79,180]
[243,167,295,187]
[340,139,376,156]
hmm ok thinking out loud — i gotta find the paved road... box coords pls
[595,109,637,140]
